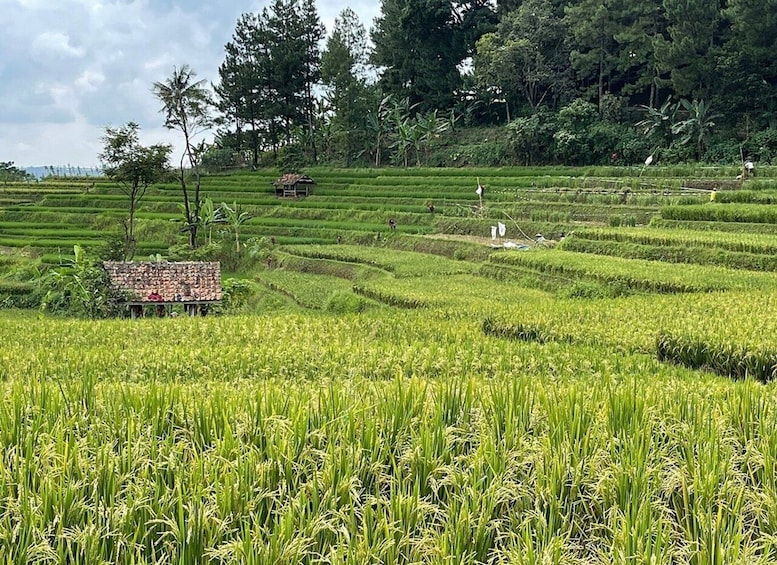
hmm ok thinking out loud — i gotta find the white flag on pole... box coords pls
[491,226,497,240]
[476,185,483,196]
[497,222,506,237]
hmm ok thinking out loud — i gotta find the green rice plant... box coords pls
[482,317,569,344]
[256,269,364,310]
[353,284,428,309]
[650,218,777,235]
[382,234,492,261]
[7,166,777,562]
[661,203,777,224]
[1,312,777,562]
[656,333,777,382]
[571,226,777,256]
[275,251,387,280]
[561,237,777,272]
[285,245,477,278]
[489,249,777,293]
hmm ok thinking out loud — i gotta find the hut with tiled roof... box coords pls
[273,173,314,197]
[103,261,221,318]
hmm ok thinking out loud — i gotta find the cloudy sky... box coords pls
[0,0,380,168]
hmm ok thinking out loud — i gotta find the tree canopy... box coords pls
[0,162,34,183]
[199,0,777,167]
[99,122,171,259]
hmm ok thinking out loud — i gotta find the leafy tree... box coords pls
[365,95,395,167]
[496,0,521,17]
[217,1,324,162]
[453,0,499,57]
[199,197,226,245]
[635,96,679,158]
[475,0,570,117]
[215,13,266,168]
[563,0,667,109]
[320,8,373,165]
[392,119,415,167]
[563,0,620,111]
[152,65,213,248]
[0,162,34,183]
[506,111,555,165]
[199,144,237,173]
[718,0,777,128]
[608,0,666,107]
[298,0,325,162]
[385,97,420,166]
[99,122,171,259]
[371,0,464,111]
[553,98,599,164]
[263,0,324,151]
[654,0,725,101]
[416,110,450,165]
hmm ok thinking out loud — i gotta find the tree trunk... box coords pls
[178,161,194,247]
[250,120,259,169]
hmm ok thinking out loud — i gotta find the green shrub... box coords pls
[220,278,256,312]
[167,242,222,262]
[743,128,777,165]
[324,291,368,314]
[506,112,556,166]
[703,137,742,164]
[38,245,127,318]
[277,144,307,172]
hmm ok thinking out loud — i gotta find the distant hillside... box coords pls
[24,166,103,179]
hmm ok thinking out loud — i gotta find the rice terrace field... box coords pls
[4,165,777,563]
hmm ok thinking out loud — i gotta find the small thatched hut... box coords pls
[273,173,315,197]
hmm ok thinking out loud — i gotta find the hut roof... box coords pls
[103,261,222,303]
[273,173,314,186]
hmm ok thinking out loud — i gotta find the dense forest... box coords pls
[205,0,777,169]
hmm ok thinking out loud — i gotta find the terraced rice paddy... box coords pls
[0,166,716,258]
[2,165,777,562]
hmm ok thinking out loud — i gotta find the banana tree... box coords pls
[219,201,251,253]
[365,95,394,167]
[417,110,449,165]
[671,99,721,161]
[199,197,226,245]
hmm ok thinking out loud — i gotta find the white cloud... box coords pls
[0,0,381,166]
[0,120,103,167]
[31,31,85,59]
[74,70,106,93]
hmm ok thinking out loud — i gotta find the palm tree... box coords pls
[152,65,213,247]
